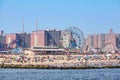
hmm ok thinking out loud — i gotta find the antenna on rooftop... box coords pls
[35,19,39,47]
[22,19,24,33]
[22,19,25,48]
[36,19,38,32]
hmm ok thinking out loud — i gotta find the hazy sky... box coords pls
[0,0,120,37]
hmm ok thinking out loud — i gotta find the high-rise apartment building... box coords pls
[46,30,61,46]
[6,33,17,48]
[93,34,98,48]
[0,36,6,49]
[6,33,31,48]
[31,29,61,47]
[98,34,105,48]
[31,30,45,47]
[86,35,94,48]
[86,29,117,49]
[116,34,120,49]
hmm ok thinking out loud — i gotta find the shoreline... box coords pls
[1,61,120,69]
[0,64,120,69]
[0,53,120,69]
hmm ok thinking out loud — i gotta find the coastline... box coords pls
[0,53,120,69]
[0,64,120,69]
[0,60,120,69]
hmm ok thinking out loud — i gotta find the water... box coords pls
[0,68,120,80]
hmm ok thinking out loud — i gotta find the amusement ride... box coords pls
[62,26,86,52]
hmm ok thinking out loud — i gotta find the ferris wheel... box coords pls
[62,26,85,49]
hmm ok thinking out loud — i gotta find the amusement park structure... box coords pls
[103,40,118,53]
[62,26,86,53]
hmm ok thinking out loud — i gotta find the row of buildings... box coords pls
[0,29,61,49]
[86,29,120,51]
[0,28,120,52]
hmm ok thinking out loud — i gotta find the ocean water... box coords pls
[0,68,120,80]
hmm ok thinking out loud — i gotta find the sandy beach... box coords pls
[0,53,120,69]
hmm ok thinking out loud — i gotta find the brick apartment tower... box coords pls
[0,36,6,49]
[31,30,61,48]
[116,34,120,49]
[6,33,31,48]
[98,34,105,49]
[86,29,117,49]
[86,35,94,48]
[31,30,45,47]
[93,34,98,48]
[6,33,17,48]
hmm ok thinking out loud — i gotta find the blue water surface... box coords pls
[0,68,120,80]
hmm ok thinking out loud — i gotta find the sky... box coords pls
[0,0,120,37]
